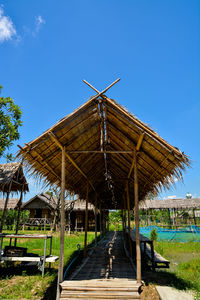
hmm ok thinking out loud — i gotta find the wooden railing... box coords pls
[23,218,52,226]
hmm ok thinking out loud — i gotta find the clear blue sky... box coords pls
[0,1,199,201]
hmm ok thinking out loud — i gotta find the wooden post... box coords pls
[95,194,97,245]
[84,181,89,257]
[56,146,66,300]
[14,190,23,246]
[134,149,141,283]
[126,181,132,256]
[100,202,102,237]
[68,212,71,235]
[173,208,175,228]
[107,211,109,232]
[193,209,196,226]
[123,194,127,231]
[44,214,47,231]
[0,184,11,233]
[102,210,105,234]
[168,208,171,227]
[122,208,124,232]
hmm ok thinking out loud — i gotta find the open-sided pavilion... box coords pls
[17,80,189,297]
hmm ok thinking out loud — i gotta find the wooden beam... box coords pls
[18,145,61,184]
[83,78,120,100]
[136,133,145,151]
[127,133,144,179]
[126,181,132,255]
[134,149,141,283]
[83,80,100,93]
[84,181,89,257]
[32,148,61,182]
[67,150,133,154]
[48,131,63,150]
[0,184,11,233]
[99,78,121,96]
[57,147,66,291]
[106,99,183,158]
[95,194,98,245]
[14,190,23,246]
[99,202,102,237]
[49,131,96,192]
[123,194,127,230]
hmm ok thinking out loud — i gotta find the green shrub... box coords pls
[150,228,158,241]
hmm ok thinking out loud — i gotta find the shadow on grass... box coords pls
[0,263,43,279]
[142,268,193,291]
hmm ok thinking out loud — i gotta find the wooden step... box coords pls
[60,291,140,299]
[60,280,141,299]
[61,287,139,292]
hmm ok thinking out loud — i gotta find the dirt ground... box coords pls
[140,283,160,300]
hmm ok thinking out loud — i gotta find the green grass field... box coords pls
[0,230,200,299]
[150,241,200,299]
[0,230,99,299]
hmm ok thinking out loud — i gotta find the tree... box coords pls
[0,86,22,160]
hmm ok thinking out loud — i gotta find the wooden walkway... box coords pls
[60,232,141,299]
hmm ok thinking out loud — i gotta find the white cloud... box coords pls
[34,15,45,34]
[0,6,17,43]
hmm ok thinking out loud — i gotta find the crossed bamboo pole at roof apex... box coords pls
[83,78,121,99]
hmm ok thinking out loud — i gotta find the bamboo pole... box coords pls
[122,208,124,232]
[99,202,102,237]
[0,183,12,233]
[83,78,120,100]
[193,209,196,225]
[134,149,141,283]
[56,146,66,300]
[123,194,127,232]
[95,194,97,245]
[14,190,23,246]
[126,181,132,256]
[84,181,89,257]
[48,131,96,193]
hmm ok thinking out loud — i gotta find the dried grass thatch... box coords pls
[0,162,29,194]
[139,198,200,210]
[0,198,20,210]
[17,95,190,209]
[22,193,96,212]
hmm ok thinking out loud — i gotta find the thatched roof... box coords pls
[0,162,29,193]
[72,199,97,212]
[22,193,96,212]
[17,95,189,209]
[139,198,200,210]
[0,198,20,210]
[22,193,58,210]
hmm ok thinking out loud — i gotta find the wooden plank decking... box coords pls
[60,232,141,299]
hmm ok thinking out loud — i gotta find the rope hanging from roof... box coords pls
[83,79,121,208]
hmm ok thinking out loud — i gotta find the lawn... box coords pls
[0,230,200,299]
[0,230,99,300]
[142,241,200,299]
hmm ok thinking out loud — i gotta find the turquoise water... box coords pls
[139,226,200,242]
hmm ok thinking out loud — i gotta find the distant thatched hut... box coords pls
[0,162,28,194]
[22,193,101,230]
[139,198,200,226]
[0,198,20,210]
[0,162,28,233]
[70,199,102,231]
